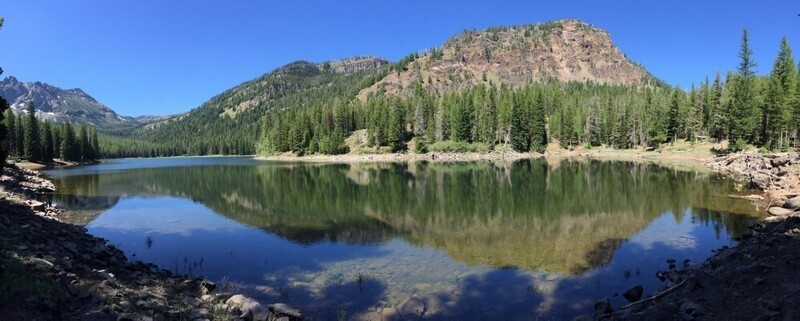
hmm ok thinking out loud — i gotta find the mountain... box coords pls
[0,76,167,131]
[87,19,668,157]
[120,56,390,156]
[359,19,661,99]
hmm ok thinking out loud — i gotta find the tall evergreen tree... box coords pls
[529,89,547,153]
[708,72,726,140]
[90,128,100,160]
[40,121,53,162]
[79,125,90,161]
[510,91,531,151]
[60,121,77,161]
[729,29,758,151]
[667,88,682,143]
[23,101,42,161]
[762,36,795,150]
[0,97,8,166]
[3,107,14,157]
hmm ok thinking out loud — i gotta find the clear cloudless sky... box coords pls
[0,1,798,116]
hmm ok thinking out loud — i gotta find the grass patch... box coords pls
[428,141,491,153]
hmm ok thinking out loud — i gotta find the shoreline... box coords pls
[0,163,302,321]
[2,148,797,320]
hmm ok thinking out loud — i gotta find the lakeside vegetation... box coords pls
[258,30,799,156]
[2,102,100,164]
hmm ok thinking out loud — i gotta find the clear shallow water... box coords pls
[45,157,760,320]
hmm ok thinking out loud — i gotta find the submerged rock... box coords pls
[593,297,613,315]
[267,303,304,321]
[622,285,643,302]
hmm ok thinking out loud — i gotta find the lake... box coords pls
[44,157,760,320]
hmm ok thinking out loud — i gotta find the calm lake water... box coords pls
[44,157,760,320]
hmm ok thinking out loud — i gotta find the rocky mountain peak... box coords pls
[359,19,659,98]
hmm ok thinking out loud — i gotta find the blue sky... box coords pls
[0,1,798,116]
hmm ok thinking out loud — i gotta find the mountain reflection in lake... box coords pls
[45,157,760,320]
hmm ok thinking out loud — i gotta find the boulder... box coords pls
[622,285,643,302]
[200,280,216,294]
[28,258,54,270]
[768,207,795,216]
[398,296,426,317]
[28,200,46,211]
[750,173,771,189]
[226,295,266,319]
[267,303,304,321]
[771,156,790,167]
[784,196,800,210]
[594,297,613,315]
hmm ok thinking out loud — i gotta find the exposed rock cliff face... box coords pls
[359,19,659,98]
[321,56,389,74]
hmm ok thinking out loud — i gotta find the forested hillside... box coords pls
[98,57,391,158]
[258,26,800,155]
[7,20,796,159]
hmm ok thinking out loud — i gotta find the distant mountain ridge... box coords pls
[0,76,169,131]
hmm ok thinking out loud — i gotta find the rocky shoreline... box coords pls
[0,163,303,321]
[578,152,800,321]
[3,151,799,321]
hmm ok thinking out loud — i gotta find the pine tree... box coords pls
[79,125,90,161]
[763,36,796,150]
[387,99,406,151]
[60,121,76,161]
[23,101,42,161]
[708,72,726,140]
[90,128,100,160]
[0,97,8,166]
[4,108,15,157]
[14,114,23,157]
[529,89,547,153]
[510,91,531,151]
[667,88,682,143]
[729,29,758,151]
[40,121,53,162]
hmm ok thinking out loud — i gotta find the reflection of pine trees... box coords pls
[50,160,757,273]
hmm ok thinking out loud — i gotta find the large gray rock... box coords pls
[594,297,614,315]
[623,285,644,302]
[768,207,795,216]
[750,172,771,189]
[267,303,304,321]
[771,156,790,167]
[225,295,265,319]
[784,196,800,210]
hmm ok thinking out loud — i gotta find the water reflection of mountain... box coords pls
[48,159,759,274]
